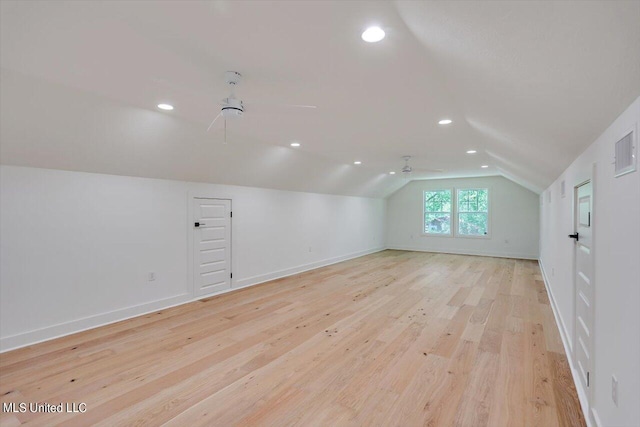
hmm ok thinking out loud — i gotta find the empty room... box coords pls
[1,1,639,426]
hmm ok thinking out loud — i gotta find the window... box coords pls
[423,190,452,235]
[457,188,489,236]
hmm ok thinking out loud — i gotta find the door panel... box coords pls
[193,198,231,296]
[574,181,593,393]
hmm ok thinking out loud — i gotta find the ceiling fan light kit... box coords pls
[206,70,317,138]
[402,156,413,174]
[221,98,244,118]
[221,71,244,118]
[400,155,443,175]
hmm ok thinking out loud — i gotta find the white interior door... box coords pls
[193,198,231,297]
[573,181,593,394]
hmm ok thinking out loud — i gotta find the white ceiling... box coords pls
[1,0,639,197]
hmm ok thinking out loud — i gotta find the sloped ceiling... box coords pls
[1,0,639,197]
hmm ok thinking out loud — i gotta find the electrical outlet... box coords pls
[612,375,618,406]
[148,272,156,282]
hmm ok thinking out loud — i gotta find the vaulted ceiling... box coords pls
[1,1,639,197]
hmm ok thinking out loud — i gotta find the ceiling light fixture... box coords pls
[438,119,452,125]
[361,26,385,43]
[290,142,301,147]
[354,161,362,165]
[389,171,396,175]
[466,150,477,154]
[157,103,174,111]
[481,165,489,168]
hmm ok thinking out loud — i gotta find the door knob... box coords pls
[568,233,579,241]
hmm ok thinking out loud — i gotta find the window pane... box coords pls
[425,213,451,234]
[424,190,452,235]
[424,190,451,213]
[478,189,488,211]
[458,189,488,213]
[458,213,488,235]
[458,190,469,211]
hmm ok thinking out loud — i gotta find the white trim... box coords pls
[233,247,386,288]
[539,260,573,354]
[570,167,596,420]
[455,187,491,238]
[591,408,603,427]
[387,245,537,260]
[420,187,492,239]
[189,196,233,297]
[0,293,191,352]
[539,260,593,427]
[1,246,386,353]
[422,188,453,236]
[420,232,454,238]
[188,191,236,296]
[587,164,597,416]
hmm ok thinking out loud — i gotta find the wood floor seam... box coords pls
[0,250,585,426]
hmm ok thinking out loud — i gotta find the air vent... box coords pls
[560,180,566,198]
[615,131,636,177]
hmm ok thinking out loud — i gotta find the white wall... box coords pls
[0,165,386,351]
[540,96,640,427]
[386,176,539,259]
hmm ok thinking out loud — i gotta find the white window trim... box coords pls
[454,187,491,239]
[422,188,454,237]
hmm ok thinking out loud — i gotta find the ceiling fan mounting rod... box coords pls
[225,71,242,86]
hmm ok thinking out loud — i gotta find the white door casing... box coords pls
[193,198,231,297]
[573,180,593,396]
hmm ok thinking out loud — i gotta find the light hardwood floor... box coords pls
[0,250,585,426]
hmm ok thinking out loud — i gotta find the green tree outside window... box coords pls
[424,190,452,234]
[457,189,489,236]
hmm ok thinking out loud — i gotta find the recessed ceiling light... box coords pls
[157,103,174,111]
[481,165,489,168]
[361,26,385,43]
[438,119,452,125]
[389,171,396,175]
[354,161,362,165]
[290,142,301,147]
[466,150,477,154]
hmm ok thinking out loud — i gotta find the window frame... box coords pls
[455,187,491,239]
[422,188,453,237]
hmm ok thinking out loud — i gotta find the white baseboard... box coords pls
[0,294,192,352]
[538,260,573,354]
[0,246,386,353]
[591,408,602,427]
[539,260,592,427]
[233,247,386,288]
[387,245,538,260]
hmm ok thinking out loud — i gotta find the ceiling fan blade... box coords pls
[246,101,317,109]
[279,104,317,109]
[206,112,222,132]
[243,102,317,114]
[412,168,444,173]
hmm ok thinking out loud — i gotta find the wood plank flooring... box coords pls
[0,250,585,426]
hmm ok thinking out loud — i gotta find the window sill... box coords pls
[455,234,491,240]
[421,233,453,238]
[420,233,491,240]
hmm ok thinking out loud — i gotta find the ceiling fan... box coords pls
[206,71,317,143]
[400,156,443,176]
